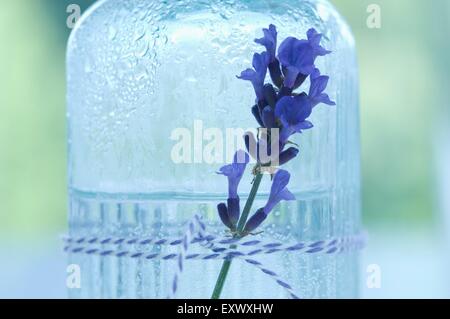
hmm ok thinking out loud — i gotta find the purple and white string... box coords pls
[64,215,366,299]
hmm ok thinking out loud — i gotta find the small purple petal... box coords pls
[320,93,335,106]
[292,120,314,132]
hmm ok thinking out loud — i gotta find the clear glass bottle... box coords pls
[67,0,361,298]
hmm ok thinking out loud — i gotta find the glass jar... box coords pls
[67,0,361,298]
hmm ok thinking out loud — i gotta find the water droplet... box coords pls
[108,26,117,40]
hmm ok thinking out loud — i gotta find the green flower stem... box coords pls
[211,173,264,299]
[236,173,264,233]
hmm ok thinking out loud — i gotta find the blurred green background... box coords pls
[0,0,446,236]
[0,0,449,298]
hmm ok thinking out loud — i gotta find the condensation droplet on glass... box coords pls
[108,26,117,40]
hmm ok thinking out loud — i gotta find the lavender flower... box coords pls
[217,150,250,228]
[278,28,331,89]
[309,68,336,107]
[212,25,336,299]
[237,52,269,101]
[218,25,335,234]
[244,170,295,233]
[275,93,313,143]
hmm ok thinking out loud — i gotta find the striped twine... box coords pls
[64,216,366,299]
[62,233,365,255]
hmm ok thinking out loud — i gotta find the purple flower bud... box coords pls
[244,208,267,233]
[262,106,276,129]
[227,197,241,226]
[217,203,233,230]
[268,59,284,89]
[279,147,300,165]
[251,105,264,127]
